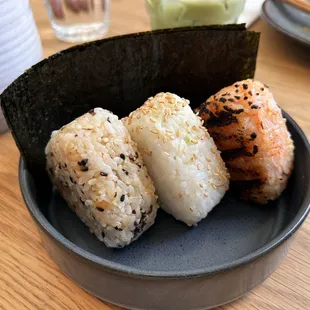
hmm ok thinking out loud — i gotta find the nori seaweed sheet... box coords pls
[0,24,260,176]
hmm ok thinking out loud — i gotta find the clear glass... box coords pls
[44,0,110,43]
[145,0,246,30]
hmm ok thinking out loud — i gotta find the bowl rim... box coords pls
[19,111,310,279]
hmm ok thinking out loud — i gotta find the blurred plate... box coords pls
[261,0,310,46]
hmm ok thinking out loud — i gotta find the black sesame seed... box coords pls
[243,84,248,90]
[251,105,258,109]
[107,117,111,123]
[120,154,125,160]
[78,159,88,166]
[228,98,235,102]
[70,176,76,184]
[248,91,253,96]
[261,87,264,91]
[235,84,239,87]
[137,164,142,168]
[120,195,125,202]
[250,132,257,140]
[96,207,104,212]
[253,145,258,155]
[219,97,227,103]
[114,192,117,197]
[132,210,136,214]
[234,96,241,100]
[122,169,129,176]
[75,134,78,137]
[244,96,248,100]
[261,123,264,129]
[256,93,259,96]
[58,164,62,169]
[248,101,253,106]
[100,172,108,176]
[81,166,89,172]
[236,89,239,93]
[221,92,228,96]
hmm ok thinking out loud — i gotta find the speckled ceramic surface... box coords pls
[46,170,298,275]
[261,0,310,46]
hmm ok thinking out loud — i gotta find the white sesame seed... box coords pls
[210,182,217,188]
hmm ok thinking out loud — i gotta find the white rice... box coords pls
[123,92,230,226]
[45,108,158,248]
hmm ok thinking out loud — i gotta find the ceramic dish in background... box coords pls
[1,26,310,310]
[0,0,43,133]
[261,0,310,46]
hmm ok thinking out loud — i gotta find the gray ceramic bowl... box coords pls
[1,26,310,309]
[261,0,310,46]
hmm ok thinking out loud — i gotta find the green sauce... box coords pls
[145,0,246,30]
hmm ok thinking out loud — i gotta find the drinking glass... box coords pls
[145,0,246,30]
[44,0,110,42]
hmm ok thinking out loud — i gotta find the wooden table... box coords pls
[0,1,309,309]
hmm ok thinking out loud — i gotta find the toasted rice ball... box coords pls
[198,79,294,203]
[46,108,158,248]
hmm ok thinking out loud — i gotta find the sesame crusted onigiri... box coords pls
[123,93,230,226]
[45,108,158,248]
